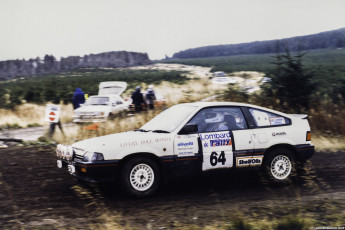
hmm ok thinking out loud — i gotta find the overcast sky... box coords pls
[1,0,345,61]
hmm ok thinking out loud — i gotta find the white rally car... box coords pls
[57,102,314,197]
[73,81,129,122]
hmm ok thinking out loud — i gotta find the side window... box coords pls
[189,107,248,133]
[249,108,291,127]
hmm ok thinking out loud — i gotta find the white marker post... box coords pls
[45,104,61,123]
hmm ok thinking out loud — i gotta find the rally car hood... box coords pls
[72,131,173,159]
[74,105,112,113]
[98,81,127,96]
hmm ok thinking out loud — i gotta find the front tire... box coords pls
[121,157,160,198]
[263,148,296,185]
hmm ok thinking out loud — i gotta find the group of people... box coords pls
[131,85,156,112]
[71,84,156,113]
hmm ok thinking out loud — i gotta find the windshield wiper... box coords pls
[134,129,150,132]
[151,130,170,133]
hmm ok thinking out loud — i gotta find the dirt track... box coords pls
[0,146,345,229]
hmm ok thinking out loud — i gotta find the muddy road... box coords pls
[0,146,344,229]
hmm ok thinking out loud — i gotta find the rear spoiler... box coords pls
[290,114,308,119]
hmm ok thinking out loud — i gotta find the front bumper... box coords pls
[72,115,107,123]
[57,159,119,183]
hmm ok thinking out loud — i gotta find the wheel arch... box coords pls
[118,152,162,171]
[263,144,298,163]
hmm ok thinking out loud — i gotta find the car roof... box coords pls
[179,102,291,118]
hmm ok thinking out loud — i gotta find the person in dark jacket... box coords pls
[131,86,145,112]
[73,88,85,109]
[146,85,156,110]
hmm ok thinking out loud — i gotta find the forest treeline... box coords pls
[0,51,151,80]
[172,28,345,59]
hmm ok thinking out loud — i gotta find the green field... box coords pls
[0,69,187,108]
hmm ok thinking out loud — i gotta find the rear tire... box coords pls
[263,148,296,185]
[121,157,160,198]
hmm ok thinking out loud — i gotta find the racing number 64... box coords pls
[210,151,226,166]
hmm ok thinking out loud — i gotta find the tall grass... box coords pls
[0,103,73,128]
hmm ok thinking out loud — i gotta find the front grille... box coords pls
[73,147,85,160]
[80,112,95,115]
[74,155,83,160]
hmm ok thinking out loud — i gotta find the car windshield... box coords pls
[85,97,109,105]
[99,86,123,95]
[140,104,198,133]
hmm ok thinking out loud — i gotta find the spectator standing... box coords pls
[73,88,85,109]
[146,85,156,110]
[45,103,65,138]
[131,86,145,112]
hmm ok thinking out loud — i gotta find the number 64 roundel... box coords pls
[199,131,234,171]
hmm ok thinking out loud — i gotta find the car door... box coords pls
[187,106,254,171]
[173,132,201,175]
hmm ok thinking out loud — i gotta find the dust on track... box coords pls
[0,146,344,229]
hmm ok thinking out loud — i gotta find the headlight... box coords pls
[65,146,74,161]
[57,144,64,158]
[58,145,74,160]
[96,112,105,116]
[58,145,63,158]
[56,144,61,157]
[62,145,68,159]
[82,151,104,162]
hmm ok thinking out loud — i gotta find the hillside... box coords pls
[0,51,151,80]
[172,28,345,59]
[163,48,345,73]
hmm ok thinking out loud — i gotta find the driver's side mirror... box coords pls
[178,123,198,135]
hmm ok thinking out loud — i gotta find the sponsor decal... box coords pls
[120,141,138,148]
[178,151,194,155]
[236,156,263,167]
[200,132,230,140]
[155,137,172,143]
[176,139,197,156]
[177,142,194,147]
[200,131,232,149]
[269,117,286,125]
[141,139,153,144]
[272,132,287,137]
[210,139,232,147]
[120,137,172,148]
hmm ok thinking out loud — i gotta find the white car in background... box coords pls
[59,102,314,197]
[73,82,129,122]
[212,77,238,84]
